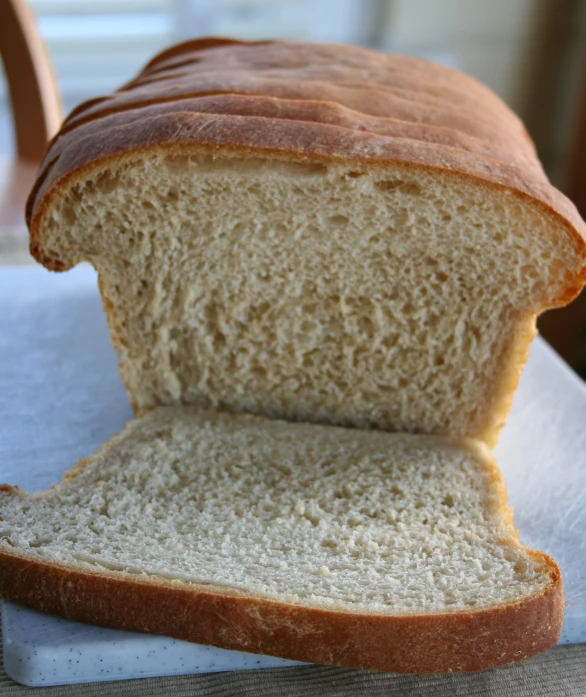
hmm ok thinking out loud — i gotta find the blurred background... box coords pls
[1,0,586,371]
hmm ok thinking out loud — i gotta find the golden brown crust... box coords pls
[0,547,563,674]
[27,38,586,298]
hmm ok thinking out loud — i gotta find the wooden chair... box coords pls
[0,0,61,161]
[0,0,61,261]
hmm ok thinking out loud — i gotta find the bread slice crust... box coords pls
[0,546,563,674]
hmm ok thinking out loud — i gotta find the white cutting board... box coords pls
[1,265,585,687]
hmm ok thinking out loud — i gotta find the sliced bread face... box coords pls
[27,40,586,446]
[31,155,583,446]
[0,407,562,673]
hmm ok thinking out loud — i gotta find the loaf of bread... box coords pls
[26,39,586,446]
[0,406,562,674]
[6,39,584,674]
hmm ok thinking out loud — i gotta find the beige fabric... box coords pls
[1,630,585,697]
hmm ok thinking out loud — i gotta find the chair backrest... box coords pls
[0,0,62,162]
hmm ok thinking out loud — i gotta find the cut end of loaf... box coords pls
[0,406,563,672]
[31,153,585,443]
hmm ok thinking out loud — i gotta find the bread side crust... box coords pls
[0,546,563,674]
[471,314,538,447]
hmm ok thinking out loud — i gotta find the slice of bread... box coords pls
[26,40,586,446]
[0,406,562,674]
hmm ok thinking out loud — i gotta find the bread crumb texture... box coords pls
[38,158,582,443]
[0,407,550,614]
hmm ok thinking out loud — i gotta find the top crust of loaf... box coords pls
[27,38,586,296]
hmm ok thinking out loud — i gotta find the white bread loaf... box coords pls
[5,38,584,674]
[26,39,586,446]
[0,406,562,674]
